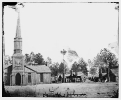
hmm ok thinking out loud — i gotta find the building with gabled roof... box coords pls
[3,8,51,86]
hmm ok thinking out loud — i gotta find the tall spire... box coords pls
[15,7,21,38]
[14,6,22,54]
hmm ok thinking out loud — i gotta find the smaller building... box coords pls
[3,64,51,86]
[23,65,51,85]
[65,71,87,83]
[3,63,12,85]
[109,68,118,82]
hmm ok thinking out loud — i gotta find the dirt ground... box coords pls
[5,82,118,98]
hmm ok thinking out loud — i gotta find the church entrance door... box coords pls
[16,73,21,85]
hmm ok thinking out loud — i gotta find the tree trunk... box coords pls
[108,67,110,82]
[101,68,102,82]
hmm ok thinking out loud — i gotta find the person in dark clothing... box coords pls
[58,75,62,83]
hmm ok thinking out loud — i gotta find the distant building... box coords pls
[110,68,118,82]
[3,9,51,86]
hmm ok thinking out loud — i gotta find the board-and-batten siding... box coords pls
[24,72,36,85]
[24,67,51,85]
[25,73,28,85]
[24,67,35,85]
[34,73,51,84]
[24,72,51,85]
[36,73,39,84]
[33,72,36,85]
[44,73,51,84]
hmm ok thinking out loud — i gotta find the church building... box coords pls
[3,7,51,86]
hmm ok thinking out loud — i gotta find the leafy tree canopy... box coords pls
[71,58,88,75]
[58,60,68,74]
[49,62,59,76]
[93,48,118,69]
[24,52,45,65]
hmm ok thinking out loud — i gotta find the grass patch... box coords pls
[4,88,36,97]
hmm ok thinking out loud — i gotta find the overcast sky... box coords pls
[4,3,118,65]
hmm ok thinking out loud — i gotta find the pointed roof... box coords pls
[15,12,21,38]
[25,65,51,73]
[110,68,118,77]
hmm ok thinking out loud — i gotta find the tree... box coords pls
[71,61,78,75]
[4,55,12,65]
[95,48,118,68]
[46,57,52,67]
[50,62,59,76]
[58,62,64,74]
[93,48,119,82]
[71,58,88,75]
[30,52,35,64]
[34,53,45,65]
[25,52,45,65]
[88,59,93,67]
[9,56,12,64]
[25,53,30,64]
[78,58,88,75]
[58,61,68,82]
[89,67,97,76]
[58,61,68,74]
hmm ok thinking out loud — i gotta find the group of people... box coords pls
[52,74,87,83]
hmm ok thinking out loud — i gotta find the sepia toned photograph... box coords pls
[2,1,119,98]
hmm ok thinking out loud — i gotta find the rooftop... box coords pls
[25,65,51,73]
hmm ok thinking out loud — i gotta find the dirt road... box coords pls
[5,82,118,97]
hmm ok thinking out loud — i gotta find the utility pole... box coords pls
[61,49,67,83]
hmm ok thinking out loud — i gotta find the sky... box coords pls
[4,2,118,66]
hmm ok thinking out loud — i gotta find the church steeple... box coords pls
[16,12,21,38]
[14,9,22,54]
[11,3,25,86]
